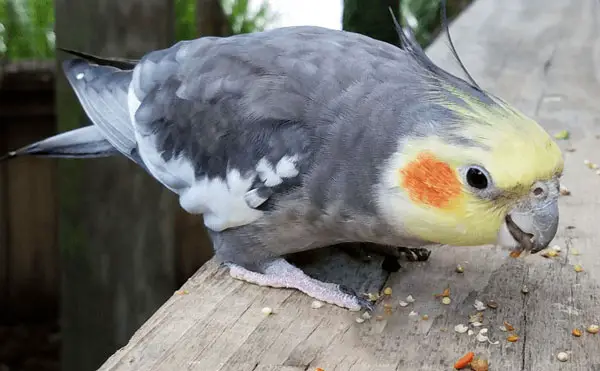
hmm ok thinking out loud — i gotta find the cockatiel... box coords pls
[1,10,563,311]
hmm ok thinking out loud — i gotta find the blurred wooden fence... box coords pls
[0,62,214,322]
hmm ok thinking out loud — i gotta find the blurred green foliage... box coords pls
[402,0,473,47]
[0,0,275,60]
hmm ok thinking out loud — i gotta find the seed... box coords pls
[355,317,365,324]
[408,310,418,317]
[509,250,522,258]
[499,326,507,332]
[584,159,591,165]
[383,287,392,295]
[311,300,323,309]
[456,264,465,273]
[316,368,325,371]
[572,328,582,337]
[362,311,371,320]
[398,300,409,307]
[486,300,498,309]
[552,245,562,252]
[559,186,571,196]
[442,288,451,297]
[542,249,558,258]
[571,249,580,256]
[470,358,489,371]
[453,351,474,369]
[442,297,452,305]
[574,265,583,273]
[454,324,469,333]
[422,314,429,320]
[261,307,273,315]
[587,324,599,334]
[557,352,569,362]
[406,295,415,303]
[375,315,384,321]
[467,329,474,336]
[383,303,393,309]
[521,285,529,294]
[504,321,515,332]
[474,300,486,311]
[507,335,519,342]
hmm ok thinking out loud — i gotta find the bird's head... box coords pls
[377,10,564,254]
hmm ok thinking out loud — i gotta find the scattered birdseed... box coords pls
[375,315,384,321]
[469,312,484,324]
[471,322,483,327]
[504,321,515,332]
[362,311,372,320]
[587,324,599,334]
[554,130,570,140]
[572,328,582,337]
[409,310,418,317]
[366,292,380,301]
[557,352,569,362]
[542,249,559,258]
[456,264,465,273]
[442,297,452,305]
[574,264,584,273]
[507,335,519,342]
[311,300,323,309]
[559,185,571,196]
[476,329,489,343]
[399,300,409,307]
[383,287,393,295]
[422,314,429,320]
[175,290,189,295]
[486,300,498,309]
[442,288,451,297]
[584,159,591,165]
[355,317,365,324]
[454,324,469,333]
[571,249,580,256]
[521,285,529,294]
[316,368,325,371]
[468,329,475,336]
[470,357,489,371]
[406,295,415,303]
[453,351,474,370]
[474,300,486,311]
[261,307,273,315]
[552,245,562,252]
[499,326,507,332]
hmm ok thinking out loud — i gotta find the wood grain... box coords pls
[98,0,600,369]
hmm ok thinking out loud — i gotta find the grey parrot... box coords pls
[1,11,563,311]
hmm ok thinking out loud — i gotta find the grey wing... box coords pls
[62,58,139,163]
[127,38,320,232]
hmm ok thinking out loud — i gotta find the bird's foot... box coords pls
[224,258,374,312]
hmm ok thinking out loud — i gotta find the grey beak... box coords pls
[506,198,559,254]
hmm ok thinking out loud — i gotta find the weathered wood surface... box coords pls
[98,0,600,369]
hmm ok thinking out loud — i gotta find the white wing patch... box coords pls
[125,68,300,232]
[275,155,300,177]
[256,157,283,186]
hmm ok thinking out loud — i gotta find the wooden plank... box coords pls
[4,120,59,321]
[54,0,176,370]
[98,0,600,370]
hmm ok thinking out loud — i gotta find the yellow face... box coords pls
[392,93,564,247]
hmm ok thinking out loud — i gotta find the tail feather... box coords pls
[58,47,138,69]
[0,125,119,162]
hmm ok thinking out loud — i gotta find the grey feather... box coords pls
[0,125,118,161]
[62,59,138,161]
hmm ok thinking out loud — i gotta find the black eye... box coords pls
[466,167,489,189]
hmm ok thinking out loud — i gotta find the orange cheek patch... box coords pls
[400,152,462,209]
